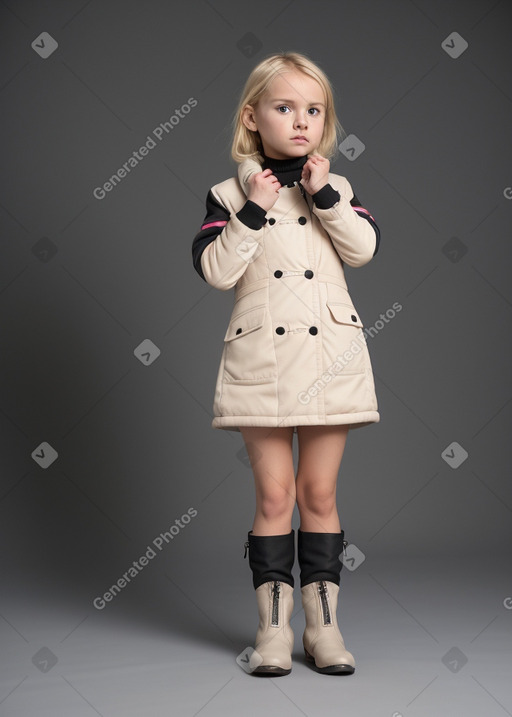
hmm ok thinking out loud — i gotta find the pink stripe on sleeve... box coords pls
[201,220,228,230]
[352,206,375,222]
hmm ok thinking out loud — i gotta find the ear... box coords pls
[241,104,258,132]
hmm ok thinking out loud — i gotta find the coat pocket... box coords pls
[324,301,367,374]
[326,302,364,329]
[223,305,277,383]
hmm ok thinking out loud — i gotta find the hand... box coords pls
[300,154,330,195]
[246,168,281,211]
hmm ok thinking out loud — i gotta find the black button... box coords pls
[298,216,307,225]
[268,217,276,225]
[351,315,357,322]
[274,270,283,278]
[287,182,295,188]
[276,326,285,335]
[304,270,314,279]
[309,326,318,335]
[236,328,242,334]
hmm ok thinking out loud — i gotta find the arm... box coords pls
[191,187,267,290]
[311,178,381,267]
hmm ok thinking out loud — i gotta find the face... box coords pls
[242,69,326,159]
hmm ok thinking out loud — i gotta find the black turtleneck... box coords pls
[235,152,341,230]
[261,151,309,185]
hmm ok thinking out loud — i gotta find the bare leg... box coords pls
[239,426,296,535]
[295,425,349,533]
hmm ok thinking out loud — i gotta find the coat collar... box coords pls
[237,156,264,197]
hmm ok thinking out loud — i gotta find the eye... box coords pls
[276,105,321,115]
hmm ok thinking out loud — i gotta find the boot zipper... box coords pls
[271,580,280,626]
[244,543,281,627]
[342,539,348,557]
[318,580,332,625]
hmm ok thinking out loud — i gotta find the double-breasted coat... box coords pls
[192,154,381,433]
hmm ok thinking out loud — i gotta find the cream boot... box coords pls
[250,580,294,675]
[301,579,355,674]
[244,530,295,676]
[298,529,355,675]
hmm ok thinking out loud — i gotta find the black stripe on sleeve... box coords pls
[191,189,230,281]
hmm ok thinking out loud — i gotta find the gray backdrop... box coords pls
[1,1,511,716]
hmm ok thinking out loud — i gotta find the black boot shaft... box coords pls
[297,530,347,588]
[245,529,295,590]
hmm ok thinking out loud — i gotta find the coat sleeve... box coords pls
[191,185,267,290]
[311,176,381,267]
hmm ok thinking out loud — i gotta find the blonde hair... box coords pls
[230,51,345,164]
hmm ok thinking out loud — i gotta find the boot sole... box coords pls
[252,665,291,676]
[304,647,355,675]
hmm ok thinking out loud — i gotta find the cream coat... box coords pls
[200,155,380,433]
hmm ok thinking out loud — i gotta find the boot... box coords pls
[298,529,355,674]
[243,529,295,675]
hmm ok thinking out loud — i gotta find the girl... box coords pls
[192,51,381,676]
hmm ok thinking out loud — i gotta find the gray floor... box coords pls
[1,553,510,717]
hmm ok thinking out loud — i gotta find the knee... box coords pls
[257,485,295,522]
[296,482,336,519]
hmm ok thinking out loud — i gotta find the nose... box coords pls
[294,110,308,129]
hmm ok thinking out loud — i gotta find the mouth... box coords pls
[291,136,308,141]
